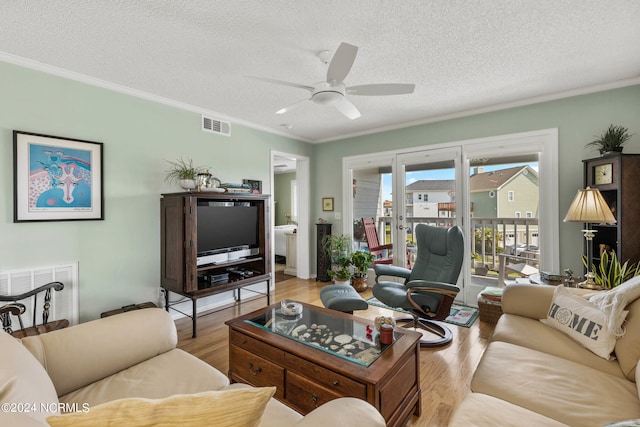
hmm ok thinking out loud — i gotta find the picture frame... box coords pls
[322,197,334,211]
[13,131,104,222]
[243,179,262,194]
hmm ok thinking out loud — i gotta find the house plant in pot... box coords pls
[165,158,204,191]
[585,124,633,156]
[582,250,640,289]
[322,234,352,265]
[350,250,375,292]
[322,234,353,284]
[327,254,352,285]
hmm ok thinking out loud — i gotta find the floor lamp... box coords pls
[563,186,616,290]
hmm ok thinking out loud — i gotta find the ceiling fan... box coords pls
[250,42,415,120]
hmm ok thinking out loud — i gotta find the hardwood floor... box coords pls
[176,277,495,427]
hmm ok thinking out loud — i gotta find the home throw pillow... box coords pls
[46,387,275,427]
[541,285,627,359]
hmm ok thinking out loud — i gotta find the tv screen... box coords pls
[197,203,259,255]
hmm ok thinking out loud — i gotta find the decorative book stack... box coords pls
[220,183,252,194]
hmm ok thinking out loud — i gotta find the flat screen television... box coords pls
[196,202,259,256]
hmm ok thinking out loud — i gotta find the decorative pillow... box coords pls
[541,285,627,359]
[46,387,276,427]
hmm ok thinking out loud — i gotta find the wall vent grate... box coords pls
[0,263,79,327]
[202,115,231,136]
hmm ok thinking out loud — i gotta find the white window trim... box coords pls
[342,128,560,300]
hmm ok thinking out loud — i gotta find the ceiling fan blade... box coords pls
[347,83,416,96]
[326,42,358,84]
[276,98,310,115]
[334,97,361,120]
[247,76,314,92]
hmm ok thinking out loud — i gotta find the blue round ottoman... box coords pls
[319,283,368,313]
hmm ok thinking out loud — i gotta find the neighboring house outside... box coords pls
[470,166,539,249]
[354,165,540,249]
[469,166,539,219]
[404,180,456,218]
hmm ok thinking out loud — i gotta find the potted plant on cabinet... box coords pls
[585,125,633,155]
[350,250,376,292]
[165,158,204,191]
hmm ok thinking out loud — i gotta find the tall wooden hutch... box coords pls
[583,154,640,266]
[160,192,271,337]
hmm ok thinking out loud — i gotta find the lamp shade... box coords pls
[563,186,617,224]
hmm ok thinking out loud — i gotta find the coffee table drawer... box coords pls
[230,330,285,363]
[286,371,341,414]
[284,353,366,399]
[230,345,285,398]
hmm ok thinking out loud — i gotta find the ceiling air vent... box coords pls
[202,115,231,136]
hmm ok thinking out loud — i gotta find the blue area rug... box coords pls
[366,297,479,328]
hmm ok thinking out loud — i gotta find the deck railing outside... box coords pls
[362,216,539,274]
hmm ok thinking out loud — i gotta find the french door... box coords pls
[343,129,559,306]
[394,148,462,272]
[345,148,464,290]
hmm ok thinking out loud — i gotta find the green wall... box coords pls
[274,172,296,225]
[0,61,310,321]
[312,85,640,274]
[3,58,639,320]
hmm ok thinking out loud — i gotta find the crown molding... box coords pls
[0,51,311,143]
[316,76,640,143]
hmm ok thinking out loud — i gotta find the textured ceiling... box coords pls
[1,1,640,142]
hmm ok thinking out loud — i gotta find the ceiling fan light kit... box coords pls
[253,42,415,120]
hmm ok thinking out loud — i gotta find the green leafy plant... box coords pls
[164,158,204,187]
[582,250,640,289]
[585,125,633,154]
[322,234,353,263]
[327,254,352,281]
[350,251,375,278]
[322,234,353,282]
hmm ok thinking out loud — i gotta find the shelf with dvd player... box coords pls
[160,192,271,337]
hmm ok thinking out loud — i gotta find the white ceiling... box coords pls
[1,1,640,143]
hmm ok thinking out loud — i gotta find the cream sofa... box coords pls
[1,308,386,427]
[451,284,640,426]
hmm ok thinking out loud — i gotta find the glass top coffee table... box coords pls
[245,300,402,367]
[226,301,422,427]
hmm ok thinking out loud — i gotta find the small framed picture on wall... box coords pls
[322,197,334,211]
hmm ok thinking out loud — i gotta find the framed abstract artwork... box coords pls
[13,131,104,222]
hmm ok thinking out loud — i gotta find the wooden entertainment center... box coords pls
[160,192,271,338]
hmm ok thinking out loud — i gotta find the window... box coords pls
[508,191,515,202]
[526,211,532,218]
[515,211,521,218]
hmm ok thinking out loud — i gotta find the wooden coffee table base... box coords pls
[226,302,421,427]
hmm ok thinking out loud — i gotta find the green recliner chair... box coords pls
[372,224,464,347]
